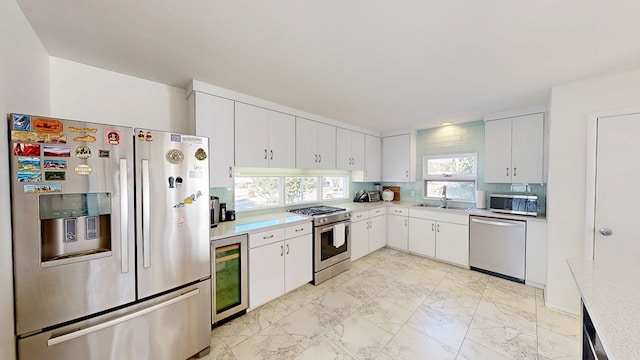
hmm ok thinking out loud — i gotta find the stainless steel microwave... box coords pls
[489,193,538,216]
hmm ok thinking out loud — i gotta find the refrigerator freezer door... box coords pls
[17,280,211,360]
[9,117,136,336]
[134,130,211,298]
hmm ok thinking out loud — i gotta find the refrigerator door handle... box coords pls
[142,159,151,268]
[119,159,129,274]
[47,288,200,346]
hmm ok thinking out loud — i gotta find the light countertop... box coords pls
[210,201,545,241]
[568,258,640,359]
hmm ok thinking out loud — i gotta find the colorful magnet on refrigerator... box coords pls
[24,184,62,194]
[74,164,93,176]
[106,130,121,145]
[168,176,175,188]
[137,130,145,141]
[189,170,203,179]
[13,143,40,156]
[17,171,42,182]
[170,134,181,142]
[44,171,66,181]
[145,132,153,142]
[194,148,207,161]
[98,150,110,158]
[175,177,183,189]
[11,130,38,142]
[75,146,92,159]
[44,159,67,170]
[177,216,185,226]
[68,127,97,133]
[73,135,96,142]
[17,157,40,171]
[32,117,63,133]
[173,203,184,208]
[43,145,71,157]
[12,114,31,131]
[165,149,184,164]
[38,133,67,144]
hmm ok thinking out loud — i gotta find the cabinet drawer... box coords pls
[370,207,387,217]
[352,210,369,222]
[285,222,312,238]
[249,228,285,248]
[388,207,408,216]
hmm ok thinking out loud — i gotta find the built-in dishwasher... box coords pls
[469,216,526,283]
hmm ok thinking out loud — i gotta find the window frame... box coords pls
[422,153,477,202]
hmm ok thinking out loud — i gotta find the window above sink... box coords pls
[422,153,477,202]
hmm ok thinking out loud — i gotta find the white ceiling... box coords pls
[16,0,640,132]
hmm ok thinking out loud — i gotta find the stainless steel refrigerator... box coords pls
[8,114,211,359]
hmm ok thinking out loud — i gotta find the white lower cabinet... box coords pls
[351,207,387,261]
[408,217,436,257]
[435,222,469,267]
[525,220,547,288]
[248,222,312,309]
[387,207,409,250]
[408,208,469,267]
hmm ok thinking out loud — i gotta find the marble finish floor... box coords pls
[204,247,580,360]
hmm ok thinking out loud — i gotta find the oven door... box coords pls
[315,221,351,272]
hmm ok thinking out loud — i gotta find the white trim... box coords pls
[483,104,548,122]
[585,107,640,260]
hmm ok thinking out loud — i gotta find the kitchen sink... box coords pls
[413,204,473,211]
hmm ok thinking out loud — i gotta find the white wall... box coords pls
[0,0,51,359]
[50,57,187,132]
[546,67,640,313]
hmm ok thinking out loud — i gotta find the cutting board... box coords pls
[382,186,400,201]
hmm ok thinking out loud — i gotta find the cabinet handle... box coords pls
[264,149,268,160]
[432,223,435,231]
[365,170,368,178]
[286,244,290,254]
[319,154,322,163]
[263,234,274,239]
[229,166,233,178]
[280,245,284,256]
[270,150,274,160]
[404,219,408,227]
[295,228,304,232]
[315,154,318,163]
[405,170,409,177]
[437,224,440,232]
[513,167,517,177]
[506,167,509,177]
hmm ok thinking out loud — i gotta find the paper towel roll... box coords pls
[475,191,486,209]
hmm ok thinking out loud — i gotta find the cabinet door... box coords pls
[511,113,544,183]
[408,217,436,257]
[387,214,408,250]
[284,234,313,292]
[268,111,296,168]
[317,122,336,169]
[249,242,284,309]
[364,135,381,181]
[351,219,370,261]
[525,220,547,286]
[235,103,270,167]
[382,134,416,182]
[435,222,469,267]
[484,119,512,183]
[369,214,387,252]
[336,128,352,170]
[350,131,365,171]
[295,118,319,169]
[192,92,235,188]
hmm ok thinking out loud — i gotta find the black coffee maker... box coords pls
[210,196,220,228]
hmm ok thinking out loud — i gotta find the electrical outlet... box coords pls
[410,190,415,197]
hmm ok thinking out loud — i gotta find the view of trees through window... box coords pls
[423,153,477,202]
[235,175,348,211]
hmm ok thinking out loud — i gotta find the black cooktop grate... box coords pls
[289,206,346,216]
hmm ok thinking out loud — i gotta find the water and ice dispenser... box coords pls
[39,193,112,263]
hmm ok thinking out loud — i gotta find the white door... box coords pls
[408,217,436,257]
[268,111,296,168]
[295,118,319,169]
[284,234,312,292]
[511,113,544,183]
[387,214,408,250]
[235,103,269,167]
[317,123,336,169]
[594,113,640,262]
[484,118,512,183]
[350,219,369,261]
[369,215,387,252]
[249,242,284,309]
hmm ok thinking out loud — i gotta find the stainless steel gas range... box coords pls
[289,206,351,284]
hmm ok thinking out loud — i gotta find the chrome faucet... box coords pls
[440,185,448,208]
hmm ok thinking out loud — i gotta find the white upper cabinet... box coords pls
[336,128,365,170]
[484,112,544,183]
[382,132,416,182]
[364,135,381,181]
[187,91,235,188]
[296,118,336,169]
[235,102,296,168]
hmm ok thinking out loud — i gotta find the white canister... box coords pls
[382,189,394,202]
[475,191,486,209]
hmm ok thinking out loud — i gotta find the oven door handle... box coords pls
[318,222,350,233]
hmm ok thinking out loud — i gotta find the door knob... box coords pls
[598,227,613,236]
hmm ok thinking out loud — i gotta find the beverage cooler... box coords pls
[211,234,248,324]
